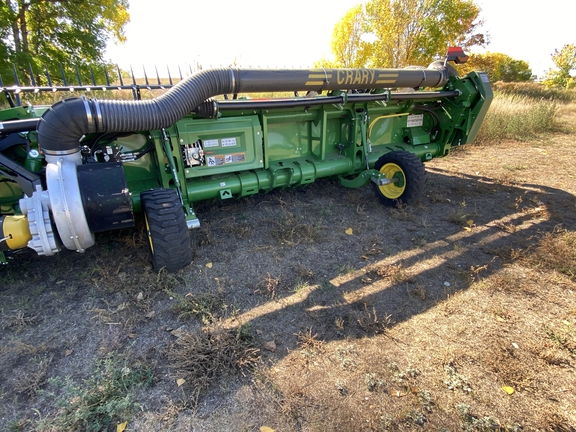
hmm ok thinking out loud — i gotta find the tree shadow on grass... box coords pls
[229,167,576,351]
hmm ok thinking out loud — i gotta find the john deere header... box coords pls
[0,47,492,272]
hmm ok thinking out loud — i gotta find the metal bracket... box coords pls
[184,205,200,229]
[339,169,385,189]
[0,152,42,197]
[160,128,184,205]
[357,110,370,170]
[271,166,294,189]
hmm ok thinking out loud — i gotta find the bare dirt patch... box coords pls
[1,116,576,431]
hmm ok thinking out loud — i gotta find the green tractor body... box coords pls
[0,48,492,271]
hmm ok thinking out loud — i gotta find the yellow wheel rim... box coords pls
[378,162,406,199]
[144,214,154,254]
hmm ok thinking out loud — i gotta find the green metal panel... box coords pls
[0,181,23,213]
[177,116,263,178]
[0,106,46,121]
[176,91,475,204]
[461,72,494,144]
[437,71,493,149]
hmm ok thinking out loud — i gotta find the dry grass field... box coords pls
[1,90,575,431]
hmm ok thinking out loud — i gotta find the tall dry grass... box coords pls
[475,82,576,143]
[476,93,558,142]
[492,81,576,103]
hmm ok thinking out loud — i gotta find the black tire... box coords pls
[140,188,192,272]
[372,151,427,206]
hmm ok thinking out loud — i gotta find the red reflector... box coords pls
[446,47,469,65]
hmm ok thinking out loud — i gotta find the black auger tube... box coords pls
[0,118,40,135]
[37,66,450,156]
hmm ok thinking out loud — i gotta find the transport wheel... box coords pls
[140,188,193,272]
[373,151,427,206]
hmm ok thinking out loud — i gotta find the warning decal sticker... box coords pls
[205,153,245,167]
[221,137,237,147]
[225,153,246,164]
[207,155,224,166]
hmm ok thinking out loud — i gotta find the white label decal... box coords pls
[203,139,219,148]
[407,114,424,127]
[480,73,490,83]
[221,137,237,147]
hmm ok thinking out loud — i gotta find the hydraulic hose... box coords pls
[37,66,450,156]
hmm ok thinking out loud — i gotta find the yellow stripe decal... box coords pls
[376,80,397,84]
[305,81,325,86]
[378,73,399,77]
[308,74,333,79]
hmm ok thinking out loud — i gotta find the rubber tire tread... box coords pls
[373,151,427,206]
[141,188,192,272]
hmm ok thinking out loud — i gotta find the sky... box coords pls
[105,0,576,79]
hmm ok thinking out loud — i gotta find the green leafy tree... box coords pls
[459,52,532,82]
[323,0,486,69]
[543,44,576,89]
[0,0,129,85]
[367,0,485,68]
[328,4,371,68]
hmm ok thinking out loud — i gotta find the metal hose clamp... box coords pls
[92,98,102,131]
[81,96,95,134]
[229,68,237,94]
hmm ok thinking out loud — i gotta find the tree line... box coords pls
[0,0,574,89]
[320,0,575,88]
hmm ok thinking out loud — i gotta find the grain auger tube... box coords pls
[0,47,492,271]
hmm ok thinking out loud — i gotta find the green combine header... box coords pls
[0,47,492,271]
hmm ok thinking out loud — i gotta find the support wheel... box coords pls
[373,151,427,206]
[141,188,192,272]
